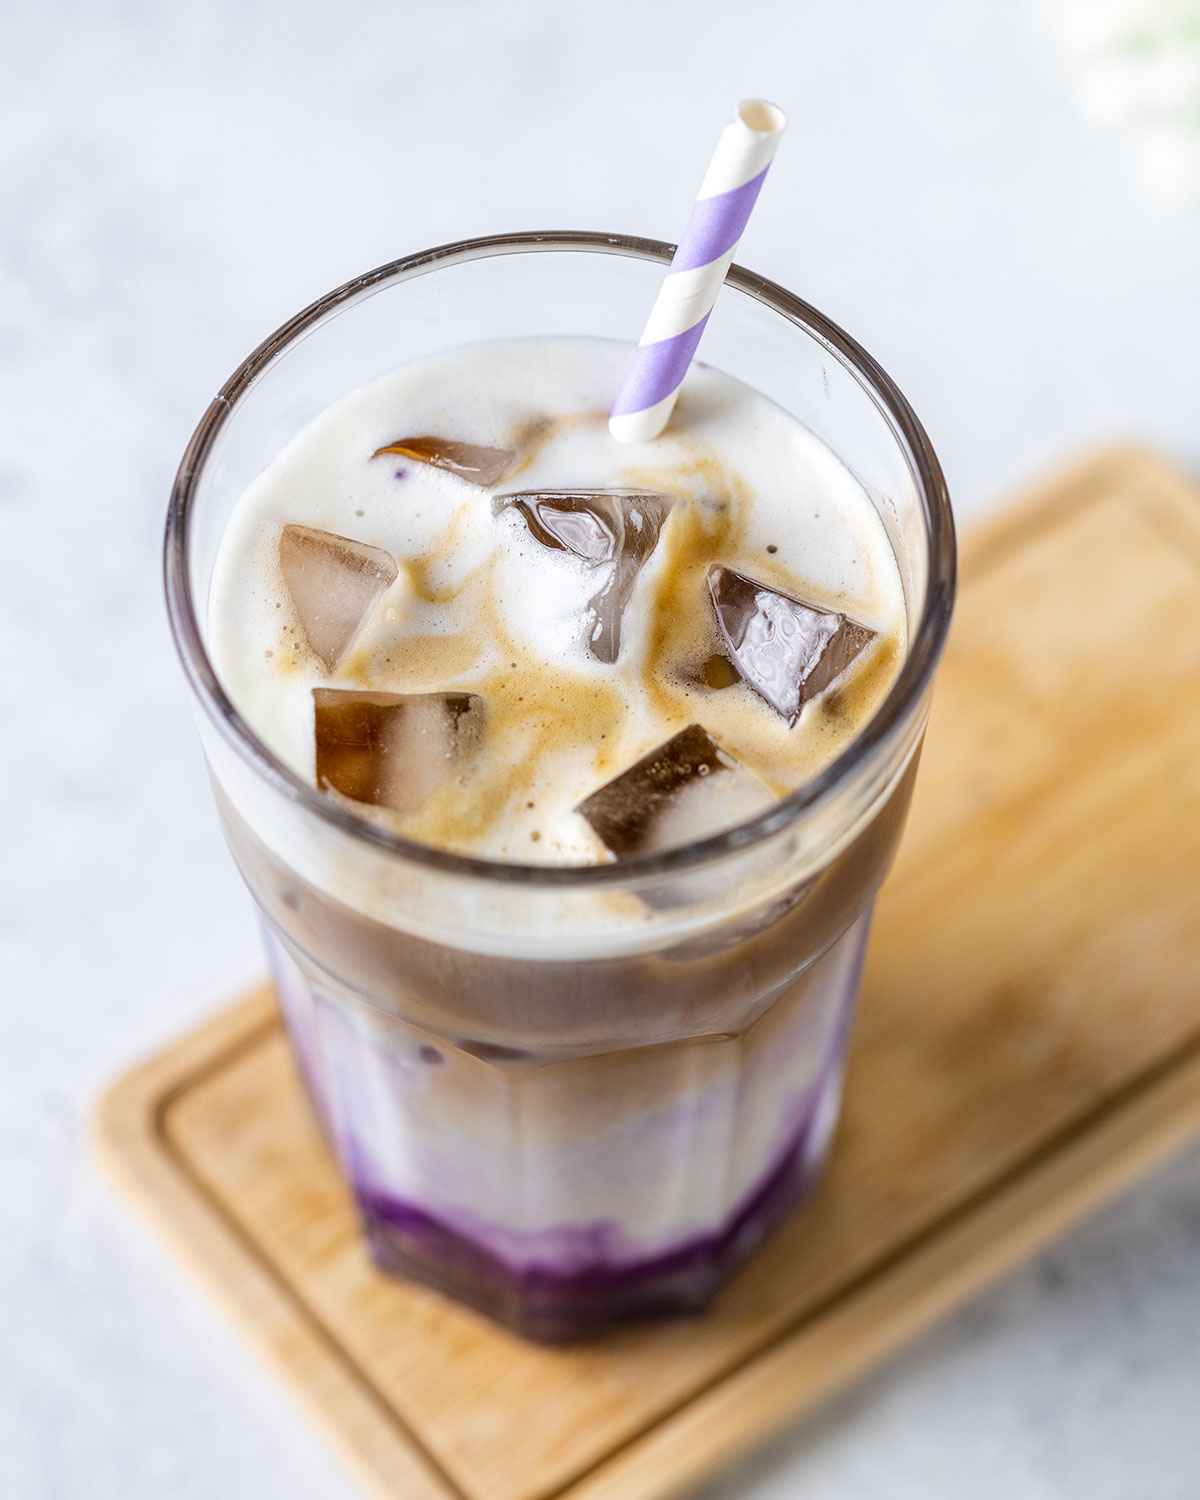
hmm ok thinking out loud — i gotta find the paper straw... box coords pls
[609,99,787,445]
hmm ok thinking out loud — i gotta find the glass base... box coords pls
[265,915,863,1342]
[354,1078,837,1343]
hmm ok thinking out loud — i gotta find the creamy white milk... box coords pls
[209,336,905,865]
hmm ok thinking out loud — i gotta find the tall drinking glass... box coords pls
[165,233,955,1341]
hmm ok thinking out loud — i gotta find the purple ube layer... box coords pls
[355,1061,843,1341]
[263,918,865,1341]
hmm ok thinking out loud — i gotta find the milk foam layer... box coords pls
[209,337,906,865]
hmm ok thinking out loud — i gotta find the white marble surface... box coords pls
[3,2,1199,1496]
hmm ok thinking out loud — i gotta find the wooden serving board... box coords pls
[95,447,1200,1500]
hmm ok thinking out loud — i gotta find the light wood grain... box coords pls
[94,445,1200,1500]
[93,995,458,1500]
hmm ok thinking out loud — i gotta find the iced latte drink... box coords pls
[166,236,954,1340]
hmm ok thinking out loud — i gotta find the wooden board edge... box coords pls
[91,987,1200,1500]
[90,992,460,1500]
[563,1045,1200,1500]
[957,442,1198,571]
[91,989,276,1148]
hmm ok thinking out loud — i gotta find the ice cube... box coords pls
[279,525,398,672]
[495,488,671,663]
[707,566,875,727]
[370,435,516,488]
[577,723,775,859]
[313,689,485,815]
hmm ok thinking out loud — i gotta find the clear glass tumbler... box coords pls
[165,232,955,1342]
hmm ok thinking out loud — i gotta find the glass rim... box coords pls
[164,229,956,889]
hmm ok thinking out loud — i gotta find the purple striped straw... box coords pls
[610,99,787,444]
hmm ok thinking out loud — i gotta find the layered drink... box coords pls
[168,240,953,1342]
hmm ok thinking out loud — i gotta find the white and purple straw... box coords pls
[609,99,787,445]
